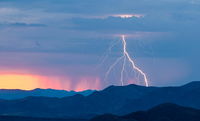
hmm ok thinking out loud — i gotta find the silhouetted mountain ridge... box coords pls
[1,103,200,121]
[0,81,199,118]
[0,88,95,100]
[91,103,200,121]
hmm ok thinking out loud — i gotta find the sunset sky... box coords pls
[0,0,199,91]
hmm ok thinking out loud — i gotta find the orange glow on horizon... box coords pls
[0,73,101,91]
[0,74,71,90]
[0,74,40,90]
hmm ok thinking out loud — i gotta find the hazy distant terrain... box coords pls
[0,81,199,118]
[0,88,94,100]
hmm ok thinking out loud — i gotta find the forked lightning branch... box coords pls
[104,35,149,87]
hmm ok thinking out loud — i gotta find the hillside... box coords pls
[91,103,200,121]
[0,82,199,118]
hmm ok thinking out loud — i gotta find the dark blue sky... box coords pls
[0,0,199,90]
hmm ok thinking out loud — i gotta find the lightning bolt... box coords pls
[122,35,149,87]
[97,40,121,69]
[104,35,149,87]
[104,56,124,82]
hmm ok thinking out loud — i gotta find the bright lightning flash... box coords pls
[104,35,149,87]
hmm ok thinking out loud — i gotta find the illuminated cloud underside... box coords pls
[112,14,144,18]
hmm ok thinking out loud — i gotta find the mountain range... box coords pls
[0,81,199,118]
[0,88,94,100]
[90,103,200,121]
[0,103,200,121]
